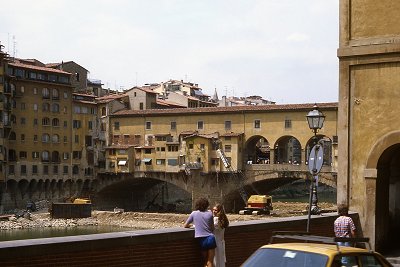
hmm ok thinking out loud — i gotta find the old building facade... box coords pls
[338,0,400,250]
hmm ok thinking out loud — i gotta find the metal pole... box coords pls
[307,136,320,233]
[306,177,314,232]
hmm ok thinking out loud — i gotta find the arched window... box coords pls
[42,88,50,98]
[72,165,79,174]
[42,117,50,126]
[52,118,59,127]
[52,89,59,99]
[52,134,59,143]
[42,133,50,143]
[42,151,49,161]
[9,131,16,140]
[101,107,106,116]
[42,102,50,111]
[52,103,59,113]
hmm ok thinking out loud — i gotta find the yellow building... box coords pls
[0,44,8,182]
[108,103,338,175]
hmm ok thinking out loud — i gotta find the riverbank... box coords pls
[0,201,336,230]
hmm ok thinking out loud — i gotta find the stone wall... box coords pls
[0,212,360,267]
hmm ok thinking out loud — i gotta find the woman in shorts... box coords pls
[184,197,216,267]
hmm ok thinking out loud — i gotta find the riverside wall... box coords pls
[0,212,360,267]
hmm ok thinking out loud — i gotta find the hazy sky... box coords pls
[0,0,339,104]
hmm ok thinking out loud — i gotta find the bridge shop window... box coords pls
[197,121,204,130]
[146,121,152,130]
[254,119,261,129]
[156,159,165,165]
[225,120,232,130]
[171,121,176,130]
[285,119,292,129]
[168,145,179,152]
[167,158,178,166]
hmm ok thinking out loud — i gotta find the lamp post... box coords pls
[306,104,325,233]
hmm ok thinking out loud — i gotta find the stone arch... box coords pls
[273,135,302,164]
[364,131,400,252]
[305,135,333,166]
[245,135,271,164]
[18,179,29,200]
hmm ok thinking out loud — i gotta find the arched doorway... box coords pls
[375,144,400,252]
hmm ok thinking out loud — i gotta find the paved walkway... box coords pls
[383,248,400,266]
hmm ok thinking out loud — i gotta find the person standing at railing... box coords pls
[213,203,229,267]
[334,203,356,246]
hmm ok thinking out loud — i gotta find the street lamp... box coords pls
[306,104,325,233]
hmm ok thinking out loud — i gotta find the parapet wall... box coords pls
[0,212,360,267]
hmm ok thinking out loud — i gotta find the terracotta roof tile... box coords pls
[112,102,338,117]
[220,132,244,137]
[9,62,71,75]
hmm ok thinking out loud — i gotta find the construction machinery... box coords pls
[216,147,273,216]
[239,194,273,215]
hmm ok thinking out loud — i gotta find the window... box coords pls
[42,117,50,126]
[42,151,49,161]
[167,159,178,166]
[32,165,38,174]
[74,135,79,143]
[21,134,25,141]
[114,122,120,130]
[42,102,50,111]
[52,134,59,143]
[48,74,57,82]
[21,103,26,110]
[72,165,79,174]
[197,121,204,130]
[42,134,50,143]
[42,88,50,98]
[43,165,49,175]
[9,165,15,175]
[33,135,38,142]
[140,102,144,110]
[254,119,261,129]
[211,159,219,166]
[156,159,165,165]
[73,120,81,128]
[52,89,59,99]
[33,103,38,111]
[224,145,232,152]
[63,136,67,143]
[20,86,25,93]
[19,151,27,158]
[52,118,59,127]
[52,103,59,113]
[225,120,232,130]
[101,107,106,116]
[168,145,179,152]
[88,121,93,130]
[21,117,26,125]
[146,121,151,130]
[21,165,27,175]
[63,152,69,160]
[63,91,68,99]
[189,143,194,149]
[63,166,68,174]
[63,106,67,113]
[171,121,176,130]
[285,119,292,129]
[64,121,67,128]
[53,165,58,174]
[73,151,82,159]
[145,148,152,154]
[32,152,39,159]
[33,118,38,126]
[33,88,38,95]
[74,106,80,113]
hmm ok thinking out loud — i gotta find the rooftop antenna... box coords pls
[12,35,17,58]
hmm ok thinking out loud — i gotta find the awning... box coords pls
[142,158,152,163]
[118,160,127,166]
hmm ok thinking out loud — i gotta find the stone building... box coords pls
[338,0,400,250]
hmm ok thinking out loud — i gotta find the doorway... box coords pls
[376,144,400,252]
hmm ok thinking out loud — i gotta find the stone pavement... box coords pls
[384,249,400,267]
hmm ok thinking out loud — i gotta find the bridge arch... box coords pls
[273,135,302,164]
[245,135,271,164]
[305,135,333,166]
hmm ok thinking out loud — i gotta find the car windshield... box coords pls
[241,248,329,267]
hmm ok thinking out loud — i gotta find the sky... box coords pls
[0,0,339,104]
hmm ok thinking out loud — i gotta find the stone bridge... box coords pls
[0,163,336,212]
